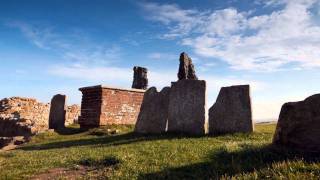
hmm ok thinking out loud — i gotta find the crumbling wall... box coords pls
[66,104,81,124]
[0,97,80,137]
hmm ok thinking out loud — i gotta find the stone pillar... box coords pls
[178,52,198,80]
[209,85,253,135]
[78,87,102,128]
[49,94,66,130]
[132,66,148,90]
[135,87,170,134]
[167,80,207,135]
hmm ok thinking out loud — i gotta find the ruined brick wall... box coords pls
[79,85,145,128]
[0,97,80,136]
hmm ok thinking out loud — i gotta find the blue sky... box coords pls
[1,0,320,120]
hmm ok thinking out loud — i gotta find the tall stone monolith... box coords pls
[209,85,253,135]
[49,94,66,130]
[167,79,206,135]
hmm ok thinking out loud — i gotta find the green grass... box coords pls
[0,124,319,179]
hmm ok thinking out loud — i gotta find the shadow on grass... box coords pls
[54,127,88,135]
[19,132,201,151]
[78,156,121,168]
[138,145,320,179]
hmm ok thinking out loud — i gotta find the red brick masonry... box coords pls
[79,85,145,128]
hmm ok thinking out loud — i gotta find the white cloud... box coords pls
[139,2,205,38]
[141,0,320,71]
[200,8,247,37]
[147,52,177,60]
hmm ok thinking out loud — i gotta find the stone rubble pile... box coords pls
[0,97,50,137]
[0,96,80,149]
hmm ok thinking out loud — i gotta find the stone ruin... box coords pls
[134,52,256,136]
[78,85,145,128]
[273,94,320,153]
[135,87,170,134]
[167,80,207,135]
[46,51,256,137]
[78,66,148,128]
[178,52,198,80]
[132,66,148,90]
[135,52,207,135]
[209,85,253,135]
[0,51,317,153]
[0,97,50,137]
[0,96,80,149]
[49,94,67,130]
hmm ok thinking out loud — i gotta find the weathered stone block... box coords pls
[167,80,206,135]
[135,87,170,134]
[178,52,198,80]
[49,94,66,130]
[209,85,253,135]
[273,94,320,153]
[132,66,148,90]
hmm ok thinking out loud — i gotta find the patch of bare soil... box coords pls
[31,157,120,179]
[31,166,87,180]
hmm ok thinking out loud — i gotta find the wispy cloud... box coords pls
[140,0,320,71]
[7,21,121,65]
[147,52,177,60]
[139,2,206,39]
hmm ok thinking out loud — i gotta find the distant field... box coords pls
[0,123,319,179]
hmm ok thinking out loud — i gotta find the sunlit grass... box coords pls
[0,123,319,179]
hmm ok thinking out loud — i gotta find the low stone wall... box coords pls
[0,97,80,137]
[79,85,145,128]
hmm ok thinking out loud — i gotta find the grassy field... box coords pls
[0,123,319,179]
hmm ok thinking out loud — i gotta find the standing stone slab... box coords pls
[178,52,198,80]
[134,87,170,134]
[273,94,320,153]
[209,85,253,135]
[132,66,148,90]
[167,80,206,135]
[49,94,66,129]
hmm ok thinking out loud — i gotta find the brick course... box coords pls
[79,85,145,128]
